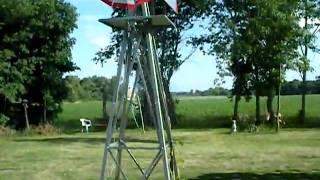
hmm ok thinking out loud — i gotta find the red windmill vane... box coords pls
[100,0,178,13]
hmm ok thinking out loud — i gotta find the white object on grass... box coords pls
[231,120,237,133]
[80,118,92,133]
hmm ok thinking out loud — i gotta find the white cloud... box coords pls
[90,35,109,48]
[84,24,110,48]
[82,15,101,23]
[78,15,111,49]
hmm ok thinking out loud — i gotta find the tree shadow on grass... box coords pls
[189,172,320,180]
[175,115,231,129]
[14,137,158,145]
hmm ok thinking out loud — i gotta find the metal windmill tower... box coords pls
[99,0,179,179]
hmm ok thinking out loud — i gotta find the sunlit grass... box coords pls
[1,96,319,179]
[0,129,319,179]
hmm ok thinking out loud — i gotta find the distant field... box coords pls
[57,95,320,130]
[56,101,106,130]
[175,96,228,100]
[176,95,320,128]
[1,129,320,179]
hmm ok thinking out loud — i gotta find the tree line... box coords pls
[173,87,231,97]
[64,75,116,102]
[282,78,320,95]
[173,78,320,97]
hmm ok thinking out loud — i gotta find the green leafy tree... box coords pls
[65,76,83,102]
[79,76,111,100]
[194,0,300,125]
[193,0,256,121]
[0,0,78,128]
[296,0,320,124]
[247,0,300,124]
[22,0,78,124]
[0,0,34,116]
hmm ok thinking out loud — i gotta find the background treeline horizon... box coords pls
[64,75,320,101]
[64,75,116,102]
[175,78,320,97]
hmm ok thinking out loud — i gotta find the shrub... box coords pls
[237,114,258,132]
[0,114,9,126]
[0,126,16,136]
[24,124,61,136]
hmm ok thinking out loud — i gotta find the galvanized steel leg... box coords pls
[100,34,128,180]
[142,3,171,179]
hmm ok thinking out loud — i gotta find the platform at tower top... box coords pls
[99,15,175,31]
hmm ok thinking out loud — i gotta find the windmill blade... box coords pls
[164,0,178,13]
[100,0,152,11]
[100,0,135,10]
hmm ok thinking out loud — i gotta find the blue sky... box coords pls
[66,0,320,92]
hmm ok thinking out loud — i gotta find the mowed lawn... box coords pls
[1,95,319,179]
[0,129,320,179]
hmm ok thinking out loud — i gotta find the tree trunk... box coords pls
[267,87,275,124]
[0,95,6,115]
[24,104,30,130]
[141,65,156,128]
[276,65,282,132]
[163,80,177,126]
[255,92,261,126]
[255,67,261,125]
[233,95,240,121]
[142,94,153,127]
[300,4,308,124]
[43,97,47,124]
[300,70,307,124]
[102,86,108,122]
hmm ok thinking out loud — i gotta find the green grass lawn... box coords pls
[0,129,320,179]
[8,95,314,179]
[57,95,320,130]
